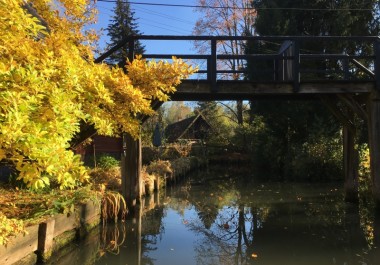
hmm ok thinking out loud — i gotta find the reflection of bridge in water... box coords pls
[96,35,380,207]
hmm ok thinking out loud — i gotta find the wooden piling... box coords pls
[121,133,142,209]
[38,219,55,262]
[367,92,380,206]
[343,124,359,203]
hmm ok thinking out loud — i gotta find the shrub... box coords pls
[98,155,120,170]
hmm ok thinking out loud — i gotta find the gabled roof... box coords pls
[165,114,211,143]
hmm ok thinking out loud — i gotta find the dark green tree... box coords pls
[106,0,145,65]
[245,0,380,180]
[195,101,236,145]
[253,0,379,37]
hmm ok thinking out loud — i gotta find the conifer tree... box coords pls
[106,0,145,65]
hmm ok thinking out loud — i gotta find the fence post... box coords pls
[274,58,279,81]
[128,38,135,62]
[343,54,350,81]
[293,39,300,92]
[374,38,380,91]
[210,38,217,93]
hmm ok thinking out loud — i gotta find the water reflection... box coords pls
[52,167,380,265]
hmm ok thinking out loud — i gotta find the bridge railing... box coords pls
[95,35,380,91]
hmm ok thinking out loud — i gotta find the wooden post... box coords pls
[121,133,142,209]
[374,38,380,91]
[210,38,217,93]
[128,38,135,62]
[368,91,380,207]
[343,54,350,81]
[292,39,300,93]
[37,219,55,262]
[321,95,359,202]
[343,124,359,202]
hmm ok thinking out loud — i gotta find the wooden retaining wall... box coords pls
[0,200,100,265]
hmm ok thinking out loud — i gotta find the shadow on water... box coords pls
[47,166,380,265]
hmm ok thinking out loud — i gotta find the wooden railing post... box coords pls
[274,58,279,81]
[343,54,350,81]
[374,38,380,91]
[292,39,300,92]
[128,37,135,62]
[210,38,217,93]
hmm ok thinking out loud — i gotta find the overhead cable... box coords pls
[96,0,375,11]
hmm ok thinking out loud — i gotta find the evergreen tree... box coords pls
[106,0,145,65]
[253,0,379,37]
[245,0,380,180]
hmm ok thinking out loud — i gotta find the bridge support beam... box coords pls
[121,133,142,209]
[321,95,359,202]
[343,124,359,203]
[368,92,380,208]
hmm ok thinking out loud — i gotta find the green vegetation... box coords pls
[0,0,194,247]
[106,0,145,65]
[97,155,120,170]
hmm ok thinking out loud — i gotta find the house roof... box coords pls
[165,114,211,143]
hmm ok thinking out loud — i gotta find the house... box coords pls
[165,114,212,143]
[72,134,122,166]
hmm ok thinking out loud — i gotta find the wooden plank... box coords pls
[53,213,78,238]
[0,225,39,265]
[174,81,373,100]
[299,82,373,94]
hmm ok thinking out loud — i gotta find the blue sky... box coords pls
[95,0,200,55]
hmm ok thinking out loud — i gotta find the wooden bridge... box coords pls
[96,35,380,209]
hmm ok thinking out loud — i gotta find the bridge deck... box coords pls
[96,35,380,100]
[172,80,375,100]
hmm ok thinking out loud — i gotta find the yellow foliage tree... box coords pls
[0,0,196,189]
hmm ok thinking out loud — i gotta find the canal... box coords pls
[47,166,380,265]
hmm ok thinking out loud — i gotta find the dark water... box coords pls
[50,167,380,265]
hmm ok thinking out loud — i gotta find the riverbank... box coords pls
[0,154,206,264]
[0,198,101,265]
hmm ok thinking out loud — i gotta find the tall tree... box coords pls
[253,0,380,37]
[195,101,236,145]
[252,0,380,60]
[106,0,145,65]
[193,0,256,124]
[165,101,193,125]
[245,0,380,180]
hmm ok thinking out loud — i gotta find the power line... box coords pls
[96,4,192,34]
[96,0,376,11]
[133,6,194,25]
[138,22,187,35]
